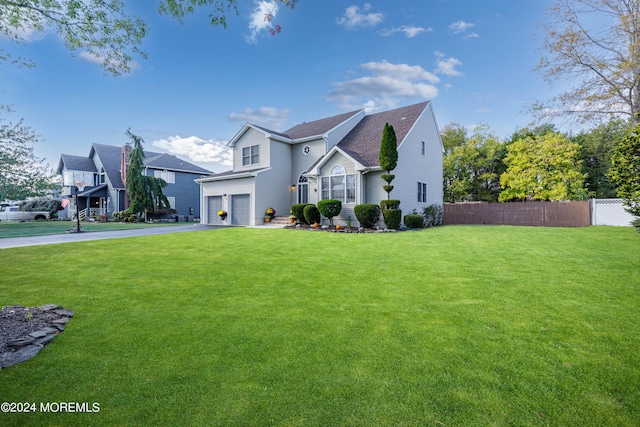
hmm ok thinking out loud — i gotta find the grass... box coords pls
[0,220,194,239]
[1,225,639,426]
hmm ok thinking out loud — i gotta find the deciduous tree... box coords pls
[536,0,640,124]
[499,131,588,201]
[608,121,640,217]
[0,109,55,201]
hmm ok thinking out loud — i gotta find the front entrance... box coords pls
[231,194,250,225]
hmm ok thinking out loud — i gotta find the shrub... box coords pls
[303,204,321,225]
[354,204,380,228]
[383,209,402,230]
[291,203,313,224]
[423,204,444,227]
[633,217,640,233]
[404,213,424,229]
[380,199,400,210]
[317,199,342,226]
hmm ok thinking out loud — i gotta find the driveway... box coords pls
[0,224,220,249]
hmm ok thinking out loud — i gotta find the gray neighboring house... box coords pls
[197,101,444,227]
[57,143,211,220]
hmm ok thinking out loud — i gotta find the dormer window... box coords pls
[242,145,259,166]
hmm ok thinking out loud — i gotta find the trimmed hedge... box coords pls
[380,199,400,210]
[354,204,380,228]
[404,213,424,229]
[291,203,313,224]
[317,199,342,225]
[382,209,402,230]
[303,204,321,225]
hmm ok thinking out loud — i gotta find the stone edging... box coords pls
[0,304,74,369]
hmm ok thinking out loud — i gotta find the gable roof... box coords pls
[281,109,362,140]
[336,101,429,167]
[57,154,97,174]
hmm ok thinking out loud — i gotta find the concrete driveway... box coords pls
[0,224,220,249]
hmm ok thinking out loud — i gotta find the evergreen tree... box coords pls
[124,129,170,218]
[379,122,398,200]
[608,121,640,217]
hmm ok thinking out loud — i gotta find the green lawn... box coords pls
[0,220,194,238]
[1,226,639,426]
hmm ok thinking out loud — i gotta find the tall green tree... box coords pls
[379,122,398,200]
[575,119,629,198]
[499,131,588,201]
[0,0,298,75]
[0,110,55,201]
[608,121,640,217]
[124,129,171,217]
[536,0,640,124]
[442,123,506,202]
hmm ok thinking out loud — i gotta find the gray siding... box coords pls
[147,168,202,217]
[255,141,291,222]
[233,128,270,171]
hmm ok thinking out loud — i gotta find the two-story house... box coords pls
[197,101,443,227]
[57,143,211,220]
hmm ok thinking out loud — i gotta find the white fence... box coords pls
[591,199,635,226]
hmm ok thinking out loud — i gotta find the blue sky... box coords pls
[1,0,555,173]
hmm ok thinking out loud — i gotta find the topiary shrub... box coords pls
[354,204,380,228]
[383,209,402,230]
[380,199,400,210]
[303,204,321,225]
[291,203,313,224]
[317,199,342,226]
[404,213,424,229]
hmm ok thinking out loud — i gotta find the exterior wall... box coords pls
[392,104,443,220]
[233,128,270,171]
[316,152,359,226]
[291,137,325,182]
[146,169,202,217]
[200,176,255,225]
[255,141,292,223]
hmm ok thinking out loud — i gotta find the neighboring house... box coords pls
[57,143,211,220]
[197,101,443,227]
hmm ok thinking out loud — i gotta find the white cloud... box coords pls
[380,25,431,38]
[247,1,279,43]
[336,4,384,30]
[449,20,474,34]
[228,107,291,129]
[435,56,463,76]
[78,51,141,73]
[327,60,439,110]
[152,135,233,168]
[464,32,479,39]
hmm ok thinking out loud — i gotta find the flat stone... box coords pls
[7,336,36,347]
[33,334,58,346]
[52,317,70,324]
[0,345,42,368]
[54,309,75,317]
[55,324,65,332]
[28,327,59,339]
[40,304,59,311]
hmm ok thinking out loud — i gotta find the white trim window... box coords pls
[154,169,175,184]
[166,196,176,209]
[418,182,427,203]
[242,145,259,166]
[321,165,356,203]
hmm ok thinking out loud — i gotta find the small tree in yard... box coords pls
[317,199,342,227]
[608,120,640,226]
[379,122,401,229]
[124,129,171,219]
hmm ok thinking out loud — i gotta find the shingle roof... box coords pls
[337,101,429,167]
[58,154,97,173]
[282,110,362,140]
[91,144,126,188]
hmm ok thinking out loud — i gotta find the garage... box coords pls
[207,196,223,225]
[231,194,250,225]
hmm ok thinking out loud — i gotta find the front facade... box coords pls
[197,102,444,227]
[57,144,211,220]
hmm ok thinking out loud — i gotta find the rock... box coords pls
[54,309,75,318]
[0,345,42,368]
[40,304,59,312]
[6,336,37,347]
[52,318,70,325]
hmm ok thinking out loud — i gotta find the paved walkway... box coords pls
[0,224,221,249]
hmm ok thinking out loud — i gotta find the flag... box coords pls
[61,198,69,208]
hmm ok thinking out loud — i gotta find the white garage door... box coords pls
[231,194,250,225]
[207,196,223,225]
